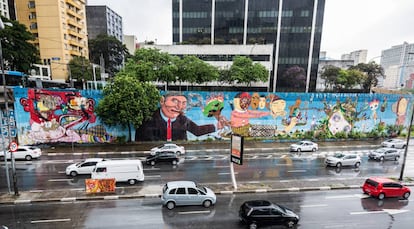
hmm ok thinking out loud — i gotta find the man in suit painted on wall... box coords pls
[135,92,218,141]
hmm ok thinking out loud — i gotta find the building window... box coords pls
[29,23,38,30]
[28,1,35,8]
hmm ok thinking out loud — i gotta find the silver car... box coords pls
[325,153,361,168]
[381,139,406,149]
[369,148,400,161]
[161,181,216,210]
[290,140,318,152]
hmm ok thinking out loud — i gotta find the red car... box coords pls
[362,177,411,200]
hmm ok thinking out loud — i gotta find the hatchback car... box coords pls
[66,158,107,177]
[368,148,400,161]
[362,177,411,200]
[161,181,216,210]
[325,153,361,168]
[146,151,180,166]
[1,146,42,161]
[290,140,318,152]
[239,200,299,229]
[150,143,185,155]
[381,138,406,149]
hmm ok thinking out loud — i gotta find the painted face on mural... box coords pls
[259,96,266,109]
[251,93,260,109]
[161,95,187,119]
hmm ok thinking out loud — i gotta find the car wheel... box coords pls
[150,161,155,166]
[297,148,301,152]
[336,162,342,168]
[355,162,360,168]
[391,145,395,148]
[128,179,136,185]
[378,193,385,200]
[166,201,175,210]
[403,192,410,199]
[172,160,177,165]
[395,156,400,161]
[312,148,316,152]
[249,223,257,229]
[203,200,212,208]
[70,171,78,177]
[380,156,384,161]
[176,151,181,155]
[286,220,296,228]
[25,155,33,161]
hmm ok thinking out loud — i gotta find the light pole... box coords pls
[0,18,18,195]
[399,52,414,181]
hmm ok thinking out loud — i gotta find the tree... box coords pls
[0,17,39,72]
[228,56,268,86]
[68,56,93,82]
[88,34,131,77]
[176,55,219,85]
[282,66,306,89]
[336,69,364,89]
[95,73,161,142]
[320,65,341,89]
[349,62,384,92]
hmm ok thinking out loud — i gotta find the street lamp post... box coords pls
[0,18,18,195]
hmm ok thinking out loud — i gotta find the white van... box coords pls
[91,160,145,185]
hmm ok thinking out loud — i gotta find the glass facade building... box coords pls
[172,0,325,92]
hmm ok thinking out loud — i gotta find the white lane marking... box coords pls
[14,200,31,204]
[178,210,211,215]
[301,204,328,208]
[104,196,119,200]
[60,197,76,202]
[218,172,238,175]
[213,165,229,168]
[383,209,410,215]
[145,175,161,179]
[31,218,71,224]
[143,168,160,171]
[70,188,84,191]
[350,211,385,215]
[287,170,306,173]
[48,179,73,182]
[58,171,66,174]
[326,194,363,199]
[29,190,44,193]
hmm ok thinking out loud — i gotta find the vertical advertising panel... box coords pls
[231,134,244,165]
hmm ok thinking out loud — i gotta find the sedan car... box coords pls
[290,140,318,152]
[0,146,42,161]
[161,181,216,210]
[146,151,180,166]
[381,138,407,149]
[66,158,107,177]
[362,177,411,200]
[325,153,361,168]
[239,200,299,228]
[150,143,185,155]
[368,148,400,161]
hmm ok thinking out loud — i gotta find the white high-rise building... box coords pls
[341,49,367,65]
[0,0,10,18]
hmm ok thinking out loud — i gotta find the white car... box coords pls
[150,143,185,155]
[0,146,42,161]
[66,158,107,177]
[325,153,361,168]
[290,140,318,152]
[381,139,407,149]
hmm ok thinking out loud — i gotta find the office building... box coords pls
[86,5,123,42]
[124,35,137,55]
[316,52,354,91]
[1,0,10,18]
[172,0,326,92]
[381,42,414,89]
[15,0,89,82]
[341,49,367,65]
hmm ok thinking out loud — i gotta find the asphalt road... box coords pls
[0,189,412,229]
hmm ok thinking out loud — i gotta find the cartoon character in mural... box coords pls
[281,98,307,134]
[19,89,112,144]
[135,91,222,141]
[369,99,380,124]
[230,92,270,136]
[202,94,232,138]
[392,97,408,126]
[250,92,261,110]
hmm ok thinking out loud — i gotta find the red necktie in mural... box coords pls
[167,119,172,141]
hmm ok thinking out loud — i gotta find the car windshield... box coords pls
[198,186,207,194]
[333,153,345,158]
[374,148,386,153]
[275,204,286,213]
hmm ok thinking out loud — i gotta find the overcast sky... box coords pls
[87,0,414,61]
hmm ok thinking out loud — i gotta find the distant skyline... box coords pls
[87,0,414,61]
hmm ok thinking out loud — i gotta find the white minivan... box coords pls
[91,160,145,185]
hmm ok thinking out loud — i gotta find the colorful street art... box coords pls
[11,87,414,144]
[14,88,117,145]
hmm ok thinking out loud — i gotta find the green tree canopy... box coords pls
[349,61,385,92]
[176,55,219,84]
[95,73,161,142]
[68,56,93,81]
[88,34,131,77]
[228,56,268,86]
[320,65,341,89]
[0,17,39,73]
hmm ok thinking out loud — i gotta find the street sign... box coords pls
[230,134,244,165]
[9,141,18,152]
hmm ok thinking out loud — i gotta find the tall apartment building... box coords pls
[341,49,367,65]
[381,42,414,89]
[0,0,10,18]
[85,5,123,42]
[15,0,88,82]
[172,0,325,92]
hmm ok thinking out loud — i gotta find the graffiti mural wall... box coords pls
[13,88,124,145]
[12,87,414,144]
